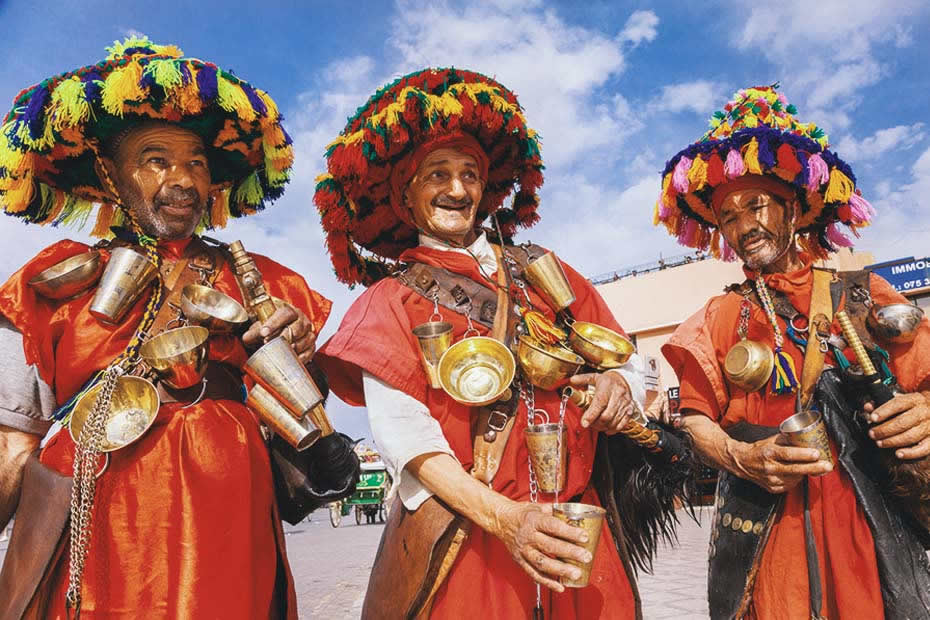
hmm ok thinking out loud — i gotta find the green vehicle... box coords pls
[329,460,392,527]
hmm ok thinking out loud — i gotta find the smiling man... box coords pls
[656,86,930,619]
[0,38,359,619]
[313,68,694,619]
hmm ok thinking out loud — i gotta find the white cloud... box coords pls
[619,10,659,47]
[835,123,926,162]
[649,80,727,115]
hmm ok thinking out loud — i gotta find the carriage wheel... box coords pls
[355,505,363,525]
[329,502,342,528]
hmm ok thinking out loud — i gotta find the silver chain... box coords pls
[521,382,539,505]
[66,366,120,613]
[555,390,568,506]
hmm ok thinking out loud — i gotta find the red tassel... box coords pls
[707,152,725,186]
[776,143,802,176]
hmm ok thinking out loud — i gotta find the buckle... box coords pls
[487,410,510,432]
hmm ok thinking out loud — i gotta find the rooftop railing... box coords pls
[589,250,712,285]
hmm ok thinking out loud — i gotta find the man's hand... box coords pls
[491,501,590,592]
[866,392,930,460]
[569,371,635,434]
[730,435,832,494]
[242,303,317,364]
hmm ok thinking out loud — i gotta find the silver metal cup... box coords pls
[139,326,210,389]
[247,383,321,451]
[89,247,158,324]
[779,409,833,474]
[525,422,566,494]
[412,321,454,389]
[552,502,606,588]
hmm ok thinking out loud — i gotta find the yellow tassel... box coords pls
[265,165,289,188]
[743,138,762,175]
[102,63,146,116]
[652,201,661,225]
[145,59,183,90]
[519,308,566,345]
[49,76,91,129]
[234,171,263,206]
[91,202,116,237]
[824,168,854,204]
[216,77,256,122]
[3,172,35,213]
[47,189,67,222]
[210,189,229,228]
[687,155,708,191]
[256,90,279,121]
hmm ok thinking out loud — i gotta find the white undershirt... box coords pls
[363,235,647,511]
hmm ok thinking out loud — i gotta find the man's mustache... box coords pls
[154,188,202,210]
[739,230,772,248]
[432,195,473,209]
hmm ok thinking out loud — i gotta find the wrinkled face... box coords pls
[404,148,484,246]
[718,188,797,272]
[101,124,211,240]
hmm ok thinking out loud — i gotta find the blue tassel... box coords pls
[770,348,799,394]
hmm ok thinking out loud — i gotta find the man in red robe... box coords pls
[656,85,930,618]
[314,68,691,619]
[0,37,357,619]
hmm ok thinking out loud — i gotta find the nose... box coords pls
[165,163,195,190]
[447,176,467,199]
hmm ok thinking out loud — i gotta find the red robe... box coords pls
[662,258,930,620]
[318,244,638,619]
[0,238,332,619]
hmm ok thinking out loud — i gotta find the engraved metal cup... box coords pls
[412,321,454,389]
[779,409,833,474]
[180,284,249,334]
[552,502,606,588]
[89,247,158,324]
[523,251,576,312]
[244,336,333,436]
[28,251,103,300]
[516,336,584,390]
[139,326,210,389]
[247,383,321,451]
[525,422,566,494]
[867,303,925,344]
[69,375,160,452]
[566,321,635,370]
[724,339,775,393]
[437,336,516,407]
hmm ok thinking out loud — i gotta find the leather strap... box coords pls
[800,268,836,408]
[146,237,223,338]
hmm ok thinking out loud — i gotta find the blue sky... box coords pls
[2,0,929,442]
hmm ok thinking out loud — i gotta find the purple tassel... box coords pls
[197,65,218,102]
[23,84,50,140]
[179,63,192,85]
[807,153,829,188]
[724,149,745,179]
[848,193,875,222]
[240,83,268,117]
[757,137,776,169]
[794,151,809,188]
[672,157,692,193]
[826,223,853,247]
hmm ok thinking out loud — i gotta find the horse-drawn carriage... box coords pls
[329,446,392,527]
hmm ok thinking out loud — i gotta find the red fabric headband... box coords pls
[710,174,798,213]
[389,132,490,227]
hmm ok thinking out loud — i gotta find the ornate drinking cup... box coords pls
[525,419,566,494]
[180,284,249,334]
[89,247,158,324]
[552,502,606,588]
[566,321,635,370]
[412,321,454,389]
[516,336,584,390]
[723,338,774,393]
[437,336,515,407]
[779,409,833,474]
[247,383,322,451]
[866,303,925,344]
[28,251,103,300]
[139,326,210,390]
[524,251,576,312]
[69,375,160,452]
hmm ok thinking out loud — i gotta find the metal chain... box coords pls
[555,390,568,506]
[521,382,539,505]
[66,365,120,613]
[754,277,784,349]
[738,296,751,339]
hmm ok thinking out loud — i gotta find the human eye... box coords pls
[146,156,167,166]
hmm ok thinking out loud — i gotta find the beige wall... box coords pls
[596,249,875,393]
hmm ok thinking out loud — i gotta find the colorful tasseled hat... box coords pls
[314,67,544,287]
[654,84,874,260]
[0,36,294,237]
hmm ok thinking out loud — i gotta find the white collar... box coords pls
[417,231,498,276]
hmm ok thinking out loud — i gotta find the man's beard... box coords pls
[127,187,205,239]
[738,229,793,271]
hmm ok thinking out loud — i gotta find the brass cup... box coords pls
[139,326,210,390]
[779,409,833,474]
[412,321,454,389]
[867,303,925,344]
[524,251,576,312]
[724,339,774,393]
[244,337,331,435]
[28,251,103,300]
[69,375,160,452]
[247,383,321,451]
[567,321,635,370]
[180,284,249,334]
[516,336,584,390]
[525,422,566,493]
[552,502,606,588]
[89,247,158,324]
[437,336,516,406]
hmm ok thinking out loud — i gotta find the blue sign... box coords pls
[867,256,930,294]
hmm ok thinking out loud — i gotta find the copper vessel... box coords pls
[515,336,583,390]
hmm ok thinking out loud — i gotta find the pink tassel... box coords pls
[657,194,671,218]
[724,149,745,179]
[848,193,875,222]
[677,217,698,245]
[826,223,854,247]
[807,153,829,188]
[721,238,737,262]
[672,157,692,193]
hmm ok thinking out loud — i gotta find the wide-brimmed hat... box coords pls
[314,67,544,286]
[655,84,873,260]
[0,36,294,237]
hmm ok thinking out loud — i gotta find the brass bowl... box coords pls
[437,337,516,406]
[69,375,160,452]
[867,303,925,344]
[723,339,774,393]
[180,284,249,334]
[140,326,210,389]
[28,251,103,300]
[567,321,635,369]
[516,336,584,390]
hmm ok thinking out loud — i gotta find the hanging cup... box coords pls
[28,251,103,300]
[866,303,925,344]
[139,326,210,390]
[180,284,249,334]
[437,335,515,407]
[524,251,576,312]
[552,502,606,588]
[412,321,454,389]
[69,375,160,452]
[247,383,323,451]
[516,336,584,390]
[525,411,566,494]
[89,247,158,324]
[724,338,774,393]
